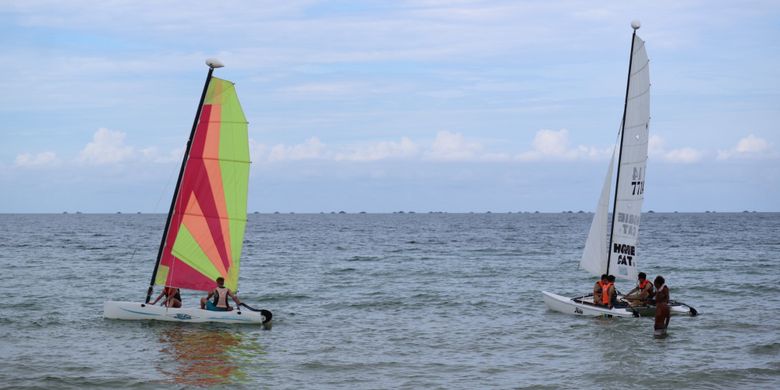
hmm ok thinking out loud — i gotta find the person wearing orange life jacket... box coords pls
[200,277,241,311]
[599,275,617,308]
[593,274,608,305]
[625,272,655,305]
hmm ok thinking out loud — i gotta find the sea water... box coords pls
[1,213,778,389]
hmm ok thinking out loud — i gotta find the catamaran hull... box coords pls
[542,291,697,318]
[542,291,637,317]
[103,301,270,325]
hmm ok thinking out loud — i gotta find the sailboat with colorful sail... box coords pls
[104,59,271,324]
[541,22,696,318]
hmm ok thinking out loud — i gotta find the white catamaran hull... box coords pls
[103,301,270,325]
[542,291,696,318]
[542,291,637,317]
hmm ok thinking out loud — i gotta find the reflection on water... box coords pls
[156,325,267,386]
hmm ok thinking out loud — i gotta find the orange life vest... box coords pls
[638,279,652,290]
[601,282,613,305]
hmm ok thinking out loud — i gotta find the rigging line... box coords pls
[123,155,180,283]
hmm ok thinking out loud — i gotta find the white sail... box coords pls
[580,146,616,276]
[607,34,650,280]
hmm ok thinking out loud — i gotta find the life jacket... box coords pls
[213,287,229,308]
[601,282,613,305]
[638,279,653,292]
[163,287,181,301]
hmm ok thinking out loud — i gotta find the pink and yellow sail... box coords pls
[155,77,249,292]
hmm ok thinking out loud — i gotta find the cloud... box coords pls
[140,146,184,163]
[425,131,484,161]
[248,130,619,164]
[14,151,59,167]
[717,134,774,160]
[516,129,612,161]
[648,135,704,163]
[78,128,134,164]
[335,137,419,161]
[267,137,327,162]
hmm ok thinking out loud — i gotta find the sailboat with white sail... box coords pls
[104,59,271,325]
[542,21,697,318]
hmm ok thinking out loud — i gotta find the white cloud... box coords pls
[648,135,704,163]
[14,151,59,167]
[335,137,419,161]
[425,131,484,161]
[267,137,326,162]
[78,128,134,164]
[247,130,620,164]
[663,147,704,163]
[140,146,183,163]
[717,134,774,160]
[516,129,612,161]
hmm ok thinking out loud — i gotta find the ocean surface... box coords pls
[1,212,778,389]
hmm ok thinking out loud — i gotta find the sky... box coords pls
[1,0,778,213]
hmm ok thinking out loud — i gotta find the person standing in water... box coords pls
[200,277,241,311]
[653,276,670,334]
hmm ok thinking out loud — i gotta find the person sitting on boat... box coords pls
[625,272,654,305]
[151,286,182,308]
[605,275,618,308]
[593,274,608,305]
[653,276,670,331]
[595,275,615,308]
[200,277,241,311]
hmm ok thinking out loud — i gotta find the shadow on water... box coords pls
[155,325,267,387]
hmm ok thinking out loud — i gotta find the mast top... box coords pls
[631,20,641,30]
[206,58,225,69]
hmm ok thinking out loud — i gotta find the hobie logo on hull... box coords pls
[174,313,192,320]
[574,308,583,314]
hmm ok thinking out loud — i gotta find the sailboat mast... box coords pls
[606,23,639,276]
[145,60,222,303]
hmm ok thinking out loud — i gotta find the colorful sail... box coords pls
[607,34,650,280]
[155,77,249,292]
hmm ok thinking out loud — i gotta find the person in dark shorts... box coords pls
[200,277,241,311]
[653,276,670,333]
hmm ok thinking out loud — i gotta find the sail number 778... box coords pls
[631,167,645,195]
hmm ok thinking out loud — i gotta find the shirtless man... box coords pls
[200,277,241,311]
[653,276,670,334]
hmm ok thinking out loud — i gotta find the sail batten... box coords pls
[154,76,249,292]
